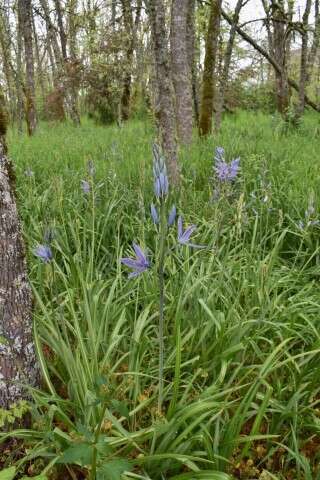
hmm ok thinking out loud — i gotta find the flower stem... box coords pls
[158,202,167,413]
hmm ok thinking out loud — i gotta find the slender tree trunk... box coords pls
[148,0,179,184]
[170,0,193,144]
[0,10,16,122]
[215,0,243,132]
[19,0,37,135]
[67,0,81,125]
[0,95,39,411]
[120,0,134,121]
[16,3,24,134]
[296,0,312,119]
[186,0,199,127]
[199,0,222,136]
[271,1,290,117]
[307,0,320,83]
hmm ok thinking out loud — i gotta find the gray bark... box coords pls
[171,0,193,144]
[0,103,39,411]
[19,0,37,135]
[148,0,180,184]
[296,0,312,118]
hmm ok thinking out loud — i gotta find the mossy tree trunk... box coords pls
[0,97,39,412]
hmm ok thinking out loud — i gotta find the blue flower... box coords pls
[151,203,159,224]
[153,144,169,199]
[81,180,90,194]
[177,216,198,247]
[214,146,240,182]
[168,205,177,226]
[34,245,53,263]
[121,243,150,278]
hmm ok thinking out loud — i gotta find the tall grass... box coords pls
[2,111,320,479]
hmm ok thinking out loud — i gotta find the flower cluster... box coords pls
[214,146,240,182]
[121,145,200,279]
[153,144,169,199]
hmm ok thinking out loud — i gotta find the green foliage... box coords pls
[0,401,30,429]
[2,112,320,479]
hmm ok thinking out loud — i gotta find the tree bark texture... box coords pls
[19,0,37,135]
[215,0,243,132]
[171,0,193,144]
[199,0,222,136]
[149,0,180,184]
[271,1,290,117]
[296,0,312,118]
[0,102,39,411]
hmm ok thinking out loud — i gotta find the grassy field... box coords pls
[2,111,320,479]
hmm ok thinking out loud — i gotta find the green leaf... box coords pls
[58,443,94,466]
[97,459,132,480]
[0,467,16,480]
[110,399,129,419]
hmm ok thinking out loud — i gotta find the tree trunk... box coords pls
[296,0,312,119]
[19,0,37,135]
[186,0,199,127]
[120,0,135,121]
[271,1,290,117]
[170,0,193,144]
[0,96,39,411]
[67,0,81,125]
[199,0,222,136]
[215,0,243,132]
[307,0,320,83]
[148,0,179,184]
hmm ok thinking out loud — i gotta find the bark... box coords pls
[215,0,243,132]
[307,0,320,83]
[199,0,222,136]
[148,0,180,184]
[120,0,135,121]
[54,0,68,61]
[186,0,199,126]
[170,0,193,144]
[296,0,312,119]
[0,10,15,121]
[271,0,290,116]
[0,97,39,411]
[19,0,37,135]
[16,3,24,134]
[221,8,320,113]
[66,0,81,125]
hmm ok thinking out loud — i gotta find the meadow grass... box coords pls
[2,111,320,479]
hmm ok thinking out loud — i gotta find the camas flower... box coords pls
[153,144,169,199]
[177,216,198,247]
[121,243,150,278]
[151,203,159,224]
[81,180,90,194]
[168,205,177,226]
[34,245,53,263]
[214,146,240,182]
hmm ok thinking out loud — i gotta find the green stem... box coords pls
[158,202,167,413]
[90,402,108,480]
